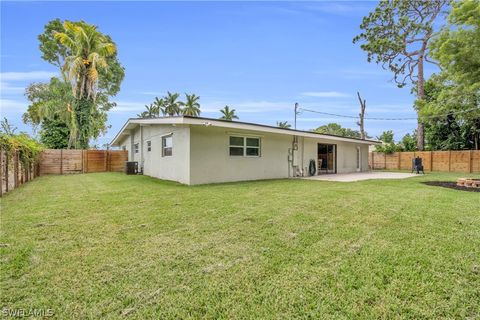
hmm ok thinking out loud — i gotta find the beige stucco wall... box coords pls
[120,124,190,184]
[189,126,370,185]
[119,123,370,185]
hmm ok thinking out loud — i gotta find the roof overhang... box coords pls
[110,116,381,146]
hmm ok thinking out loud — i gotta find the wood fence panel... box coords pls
[415,151,432,171]
[369,150,479,173]
[61,150,83,174]
[40,150,62,175]
[108,151,128,172]
[431,151,450,172]
[372,152,386,169]
[385,153,399,170]
[85,150,106,173]
[450,151,470,172]
[471,151,480,173]
[399,152,414,170]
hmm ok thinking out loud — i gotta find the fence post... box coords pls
[60,149,63,175]
[384,153,387,169]
[448,150,452,172]
[371,152,374,170]
[104,150,108,172]
[13,151,18,188]
[468,150,472,173]
[397,152,401,170]
[430,151,433,171]
[5,152,8,193]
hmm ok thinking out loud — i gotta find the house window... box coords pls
[147,141,151,152]
[162,135,173,156]
[134,143,139,154]
[229,136,260,157]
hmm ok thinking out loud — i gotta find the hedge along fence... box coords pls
[369,150,480,173]
[0,134,43,196]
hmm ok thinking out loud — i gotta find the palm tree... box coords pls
[164,92,182,116]
[137,103,159,118]
[55,21,116,100]
[277,121,291,129]
[182,93,201,117]
[154,97,166,116]
[219,105,238,121]
[54,21,117,148]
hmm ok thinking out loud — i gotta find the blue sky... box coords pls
[1,1,438,146]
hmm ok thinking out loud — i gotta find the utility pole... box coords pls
[356,92,366,139]
[294,102,299,130]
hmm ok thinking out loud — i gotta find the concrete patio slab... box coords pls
[301,171,419,182]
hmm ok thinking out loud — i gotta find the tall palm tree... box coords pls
[182,93,201,117]
[164,92,182,116]
[55,21,116,100]
[219,105,238,121]
[277,121,291,129]
[137,103,159,118]
[153,97,166,116]
[54,21,117,148]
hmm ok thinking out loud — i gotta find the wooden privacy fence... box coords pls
[369,150,480,173]
[39,149,128,175]
[0,150,40,196]
[1,149,128,196]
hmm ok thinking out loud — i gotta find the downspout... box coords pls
[140,125,144,173]
[129,130,134,161]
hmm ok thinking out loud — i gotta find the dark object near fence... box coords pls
[412,157,425,174]
[125,161,138,175]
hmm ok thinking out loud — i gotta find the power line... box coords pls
[299,106,480,121]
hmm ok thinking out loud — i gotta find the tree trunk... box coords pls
[357,92,366,139]
[416,57,425,151]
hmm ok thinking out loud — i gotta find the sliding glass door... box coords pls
[318,144,336,174]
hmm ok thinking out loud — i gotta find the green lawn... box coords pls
[1,172,479,319]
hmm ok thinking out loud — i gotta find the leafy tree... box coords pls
[422,0,480,149]
[375,130,399,153]
[35,20,124,149]
[164,92,182,116]
[219,105,238,121]
[0,118,17,135]
[39,118,70,149]
[277,121,291,129]
[313,123,362,138]
[182,93,201,117]
[353,0,449,150]
[400,132,417,151]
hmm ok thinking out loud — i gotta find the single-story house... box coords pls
[110,116,380,185]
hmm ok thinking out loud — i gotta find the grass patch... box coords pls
[1,172,479,319]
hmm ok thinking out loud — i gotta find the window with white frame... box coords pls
[229,136,260,157]
[134,143,139,154]
[147,141,151,152]
[162,135,173,156]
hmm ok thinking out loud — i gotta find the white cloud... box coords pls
[0,71,57,81]
[0,99,28,111]
[0,82,25,95]
[301,91,350,98]
[110,101,148,113]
